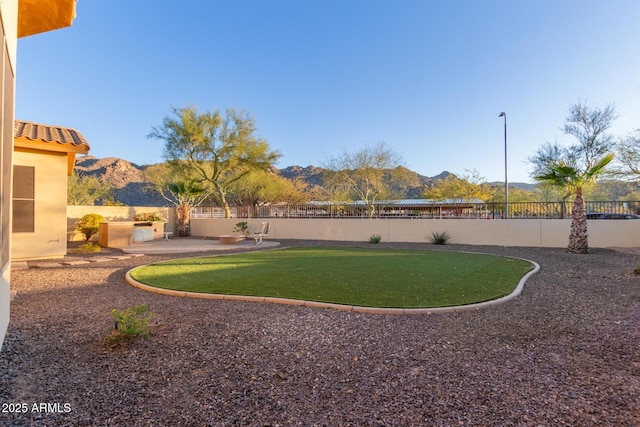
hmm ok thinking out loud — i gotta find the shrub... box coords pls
[369,234,382,244]
[107,304,154,347]
[77,213,106,242]
[430,231,451,245]
[134,212,165,222]
[634,263,640,275]
[233,221,249,235]
[72,242,101,253]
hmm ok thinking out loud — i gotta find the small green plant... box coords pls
[430,231,451,245]
[106,305,154,347]
[369,234,382,244]
[634,263,640,275]
[72,242,101,253]
[134,212,166,222]
[77,213,106,242]
[233,221,249,236]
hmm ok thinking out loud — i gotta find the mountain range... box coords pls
[74,156,536,206]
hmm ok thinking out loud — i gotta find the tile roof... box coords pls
[14,120,90,150]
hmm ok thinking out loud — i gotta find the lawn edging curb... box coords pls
[124,253,540,315]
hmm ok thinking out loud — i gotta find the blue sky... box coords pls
[16,0,639,183]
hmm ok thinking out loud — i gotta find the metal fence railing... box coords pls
[191,201,640,220]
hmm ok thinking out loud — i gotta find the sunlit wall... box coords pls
[12,150,68,260]
[0,0,18,350]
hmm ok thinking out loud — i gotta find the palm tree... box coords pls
[534,154,614,254]
[166,181,211,237]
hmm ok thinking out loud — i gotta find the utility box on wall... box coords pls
[133,223,154,242]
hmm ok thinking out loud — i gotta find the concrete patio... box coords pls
[120,237,280,255]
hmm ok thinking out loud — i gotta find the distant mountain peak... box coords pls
[73,156,538,206]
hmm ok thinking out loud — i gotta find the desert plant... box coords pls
[430,231,451,245]
[634,263,640,275]
[369,234,382,244]
[67,171,114,206]
[233,221,249,236]
[107,304,154,347]
[77,213,106,242]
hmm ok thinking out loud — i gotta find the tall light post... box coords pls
[498,112,508,219]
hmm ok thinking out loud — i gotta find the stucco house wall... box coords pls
[12,150,69,260]
[1,0,79,350]
[11,120,90,260]
[0,0,18,352]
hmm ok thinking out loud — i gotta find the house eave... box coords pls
[14,141,88,177]
[14,137,89,155]
[18,0,77,38]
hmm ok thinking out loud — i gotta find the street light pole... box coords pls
[499,112,508,219]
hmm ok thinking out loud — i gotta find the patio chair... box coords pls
[253,222,270,245]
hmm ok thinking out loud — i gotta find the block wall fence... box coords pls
[66,206,640,248]
[191,217,640,248]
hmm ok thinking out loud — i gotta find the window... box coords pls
[12,166,35,233]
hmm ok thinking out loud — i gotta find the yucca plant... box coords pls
[369,234,382,244]
[430,231,451,245]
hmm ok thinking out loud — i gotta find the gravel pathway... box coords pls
[1,240,639,426]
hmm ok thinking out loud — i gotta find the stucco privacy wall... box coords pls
[67,205,176,241]
[12,151,68,260]
[191,218,640,248]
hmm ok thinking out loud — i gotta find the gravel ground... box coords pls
[1,240,639,426]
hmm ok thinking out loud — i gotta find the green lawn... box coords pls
[130,247,535,308]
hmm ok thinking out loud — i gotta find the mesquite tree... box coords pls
[323,142,410,218]
[149,106,280,218]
